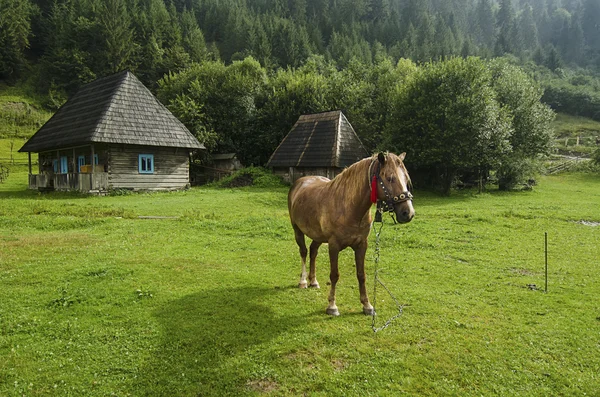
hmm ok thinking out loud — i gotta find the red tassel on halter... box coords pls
[370,175,378,203]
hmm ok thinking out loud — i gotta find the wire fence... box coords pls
[0,164,9,183]
[0,158,36,166]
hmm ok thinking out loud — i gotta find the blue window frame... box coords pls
[60,156,68,173]
[53,159,58,173]
[94,154,98,165]
[139,154,154,174]
[78,156,85,172]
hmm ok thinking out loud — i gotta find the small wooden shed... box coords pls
[19,71,204,193]
[266,110,369,183]
[190,153,244,185]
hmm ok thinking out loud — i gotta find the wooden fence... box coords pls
[28,172,109,192]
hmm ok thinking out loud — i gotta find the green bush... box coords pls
[385,57,512,195]
[569,159,600,173]
[497,156,543,190]
[542,80,600,121]
[592,148,600,166]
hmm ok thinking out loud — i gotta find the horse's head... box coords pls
[374,152,415,224]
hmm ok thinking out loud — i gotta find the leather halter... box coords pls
[369,158,413,214]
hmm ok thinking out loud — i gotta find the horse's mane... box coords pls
[329,156,374,204]
[329,153,412,204]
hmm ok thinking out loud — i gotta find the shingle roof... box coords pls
[266,110,368,168]
[212,153,237,160]
[20,71,204,152]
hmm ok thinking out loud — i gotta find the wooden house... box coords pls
[19,71,204,193]
[266,110,369,183]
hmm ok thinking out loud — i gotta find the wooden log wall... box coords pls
[108,144,190,191]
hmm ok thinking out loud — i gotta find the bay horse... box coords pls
[288,152,414,316]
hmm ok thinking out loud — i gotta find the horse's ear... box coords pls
[377,152,385,165]
[398,152,406,161]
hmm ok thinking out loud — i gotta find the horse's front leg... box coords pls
[326,243,340,316]
[354,241,375,316]
[308,241,321,288]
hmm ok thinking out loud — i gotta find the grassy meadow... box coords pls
[0,163,599,396]
[553,113,600,156]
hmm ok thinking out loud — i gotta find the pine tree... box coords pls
[97,0,137,74]
[550,8,571,48]
[496,0,517,55]
[0,0,33,79]
[369,0,391,22]
[461,37,476,57]
[475,0,495,49]
[536,6,552,45]
[434,16,456,60]
[289,0,307,24]
[416,13,435,61]
[545,44,563,70]
[582,0,600,50]
[518,4,539,53]
[565,12,585,63]
[252,17,273,67]
[180,8,207,63]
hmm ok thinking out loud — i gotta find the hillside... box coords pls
[0,84,52,169]
[553,113,600,156]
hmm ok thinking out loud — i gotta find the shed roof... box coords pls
[20,71,204,152]
[212,153,237,161]
[266,110,368,168]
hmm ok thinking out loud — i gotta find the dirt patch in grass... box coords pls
[246,379,279,393]
[1,102,28,113]
[509,267,535,276]
[576,220,600,227]
[331,358,348,372]
[1,233,93,250]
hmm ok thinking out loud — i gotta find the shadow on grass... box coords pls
[0,187,92,200]
[133,286,305,395]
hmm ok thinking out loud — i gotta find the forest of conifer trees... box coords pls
[2,0,600,91]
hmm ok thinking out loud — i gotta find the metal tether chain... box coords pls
[371,212,404,333]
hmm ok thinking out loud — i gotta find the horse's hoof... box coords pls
[309,282,320,289]
[326,307,340,316]
[363,307,376,316]
[298,282,308,289]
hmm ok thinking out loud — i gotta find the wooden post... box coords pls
[28,152,32,175]
[545,232,548,293]
[90,144,95,191]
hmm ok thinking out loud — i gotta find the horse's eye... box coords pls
[387,176,395,183]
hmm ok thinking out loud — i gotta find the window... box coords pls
[94,154,98,165]
[78,156,85,172]
[53,159,58,173]
[139,154,154,174]
[60,156,68,173]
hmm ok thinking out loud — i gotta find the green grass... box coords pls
[0,138,29,166]
[553,113,600,156]
[1,168,599,396]
[0,84,52,140]
[554,113,600,137]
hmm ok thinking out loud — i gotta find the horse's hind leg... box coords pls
[293,225,309,288]
[308,241,321,288]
